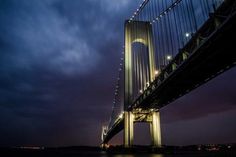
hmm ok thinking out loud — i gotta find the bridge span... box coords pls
[102,0,236,148]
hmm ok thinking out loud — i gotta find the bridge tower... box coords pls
[124,20,161,148]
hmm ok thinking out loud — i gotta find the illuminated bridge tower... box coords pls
[124,20,161,148]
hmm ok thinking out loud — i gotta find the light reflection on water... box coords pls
[98,151,233,157]
[100,152,164,157]
[113,155,164,157]
[113,155,163,157]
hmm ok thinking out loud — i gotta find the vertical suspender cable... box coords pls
[185,0,194,35]
[166,0,174,57]
[189,0,198,32]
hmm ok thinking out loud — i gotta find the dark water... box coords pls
[1,150,236,157]
[0,149,236,157]
[80,151,236,157]
[88,151,235,157]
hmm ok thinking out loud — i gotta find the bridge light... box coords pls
[119,113,123,119]
[146,82,150,86]
[185,32,190,37]
[155,70,159,75]
[139,89,143,93]
[167,55,172,60]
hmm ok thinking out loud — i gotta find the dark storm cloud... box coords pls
[0,0,142,146]
[0,0,100,75]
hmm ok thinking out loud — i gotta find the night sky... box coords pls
[0,0,236,147]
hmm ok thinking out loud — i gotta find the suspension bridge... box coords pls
[101,0,236,148]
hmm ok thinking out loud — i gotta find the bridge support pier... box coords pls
[151,111,161,147]
[124,110,161,148]
[124,111,134,148]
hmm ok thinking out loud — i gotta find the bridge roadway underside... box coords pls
[103,118,124,144]
[136,10,236,110]
[103,5,236,144]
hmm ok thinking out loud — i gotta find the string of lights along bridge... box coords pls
[102,0,236,148]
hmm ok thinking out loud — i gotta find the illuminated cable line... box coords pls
[108,48,125,129]
[129,0,150,21]
[150,0,182,24]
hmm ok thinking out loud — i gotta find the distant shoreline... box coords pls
[1,143,236,154]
